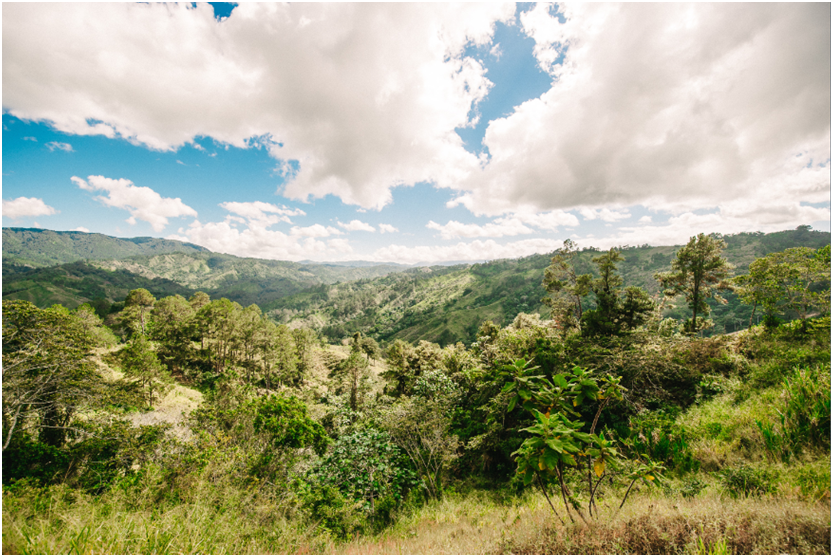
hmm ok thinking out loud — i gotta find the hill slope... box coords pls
[269,228,831,345]
[2,229,406,311]
[2,227,208,268]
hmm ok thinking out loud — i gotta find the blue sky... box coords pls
[3,3,830,264]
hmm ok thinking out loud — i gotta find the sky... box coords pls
[2,2,830,265]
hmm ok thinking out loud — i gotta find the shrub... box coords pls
[719,465,777,498]
[628,409,699,475]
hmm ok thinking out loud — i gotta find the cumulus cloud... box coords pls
[379,223,398,234]
[427,209,582,239]
[579,208,631,222]
[2,196,58,218]
[372,237,564,265]
[45,141,73,152]
[338,219,376,233]
[73,226,90,233]
[4,2,514,209]
[169,201,351,260]
[450,3,830,225]
[290,224,342,238]
[427,217,532,239]
[71,175,197,232]
[220,201,305,227]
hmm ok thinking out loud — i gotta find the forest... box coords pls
[3,232,831,554]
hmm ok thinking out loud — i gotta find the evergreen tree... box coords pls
[655,233,734,335]
[120,334,171,407]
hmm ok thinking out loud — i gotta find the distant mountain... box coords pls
[2,228,405,311]
[2,262,194,312]
[268,228,831,346]
[2,228,208,268]
[3,227,829,345]
[298,259,409,268]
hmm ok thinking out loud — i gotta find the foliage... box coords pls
[719,465,777,498]
[382,393,459,501]
[306,428,417,524]
[119,334,172,407]
[253,394,330,456]
[119,288,156,337]
[755,363,831,462]
[656,233,734,334]
[504,359,664,523]
[581,248,655,336]
[2,300,101,449]
[734,246,830,329]
[628,410,699,474]
[542,239,593,332]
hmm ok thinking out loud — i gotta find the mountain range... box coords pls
[3,226,829,345]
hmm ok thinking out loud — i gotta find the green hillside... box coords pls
[2,227,208,268]
[2,230,406,311]
[269,228,831,345]
[2,262,194,312]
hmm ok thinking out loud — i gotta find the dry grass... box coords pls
[332,490,830,555]
[499,493,831,555]
[4,482,829,555]
[127,384,203,440]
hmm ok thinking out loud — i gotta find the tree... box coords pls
[382,339,442,397]
[120,288,156,337]
[3,301,100,449]
[292,327,319,381]
[503,359,663,523]
[194,298,241,375]
[149,295,196,375]
[735,246,830,330]
[260,322,299,389]
[542,240,593,332]
[581,248,654,336]
[119,335,171,407]
[309,428,417,518]
[331,342,372,412]
[382,379,459,500]
[655,233,734,335]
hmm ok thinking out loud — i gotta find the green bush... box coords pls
[628,409,699,475]
[719,465,777,498]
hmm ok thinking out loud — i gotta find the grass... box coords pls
[9,479,825,555]
[679,383,782,470]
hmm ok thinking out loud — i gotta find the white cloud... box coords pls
[171,202,350,260]
[2,196,58,218]
[427,209,582,239]
[71,175,197,232]
[46,141,73,152]
[290,224,342,238]
[171,219,352,261]
[511,210,580,231]
[73,226,90,233]
[639,216,653,224]
[579,208,631,222]
[379,223,398,234]
[4,3,515,209]
[220,201,305,228]
[372,237,564,265]
[449,3,830,227]
[23,136,37,142]
[338,219,376,233]
[427,217,532,239]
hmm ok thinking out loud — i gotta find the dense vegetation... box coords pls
[270,227,830,344]
[2,227,208,268]
[2,229,407,312]
[3,234,830,554]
